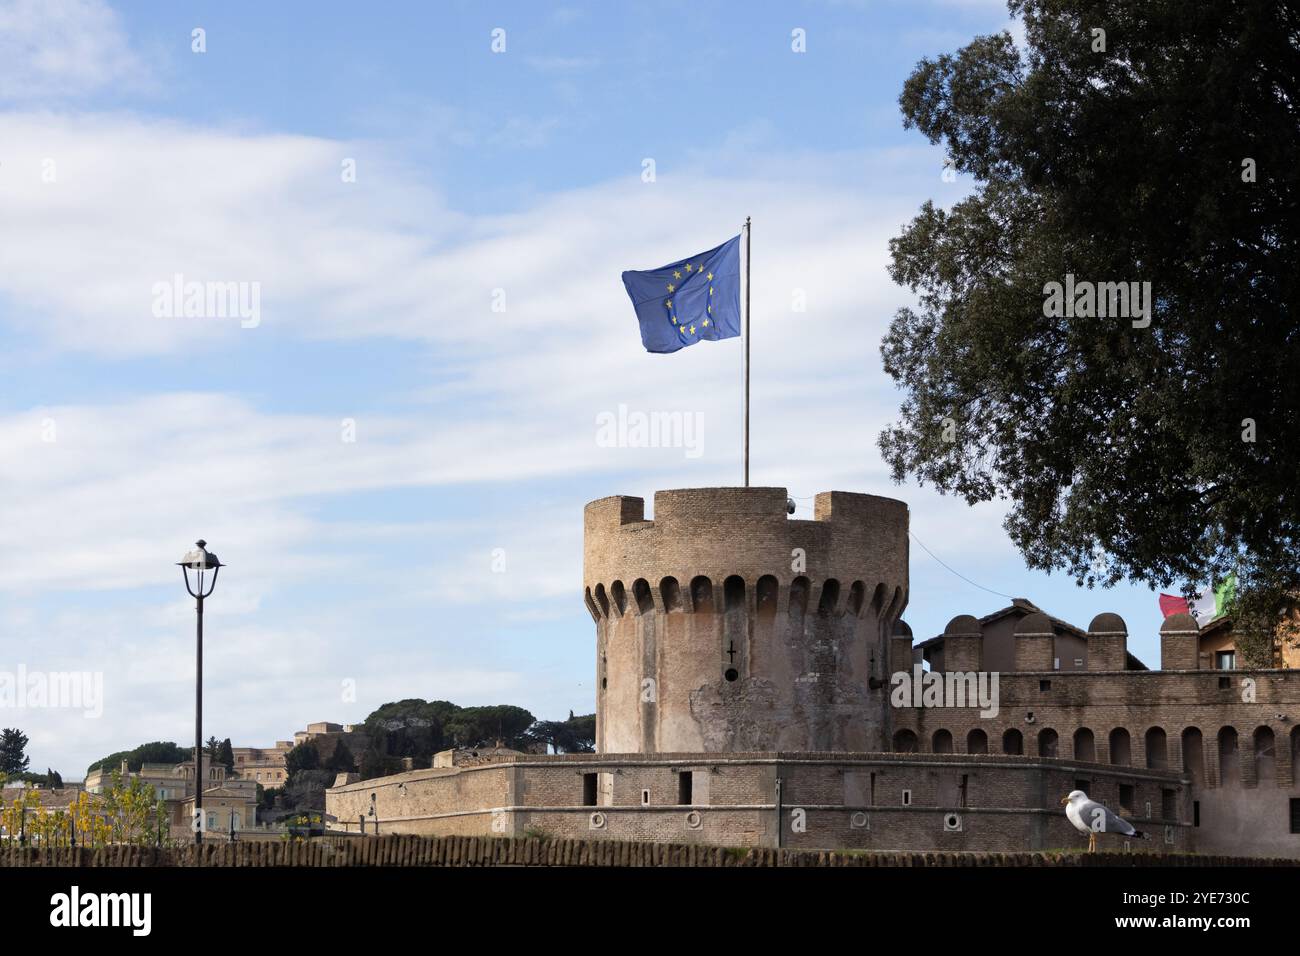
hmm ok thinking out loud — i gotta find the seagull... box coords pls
[1061,790,1149,852]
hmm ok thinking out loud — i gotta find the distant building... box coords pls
[83,758,256,839]
[291,721,369,766]
[230,742,293,788]
[1195,606,1300,670]
[915,598,1148,673]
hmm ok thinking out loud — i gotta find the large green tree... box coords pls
[444,705,535,749]
[881,0,1299,627]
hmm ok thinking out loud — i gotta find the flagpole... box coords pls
[743,216,751,488]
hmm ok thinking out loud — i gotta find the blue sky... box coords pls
[0,0,1176,778]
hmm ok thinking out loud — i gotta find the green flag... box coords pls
[1213,574,1237,616]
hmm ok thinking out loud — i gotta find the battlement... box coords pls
[584,487,908,532]
[584,487,908,603]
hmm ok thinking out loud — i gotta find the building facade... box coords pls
[326,486,1300,857]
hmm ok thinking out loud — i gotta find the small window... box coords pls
[1074,779,1091,795]
[901,789,912,807]
[582,772,598,807]
[1218,676,1231,689]
[1119,784,1135,811]
[1290,799,1300,834]
[1039,679,1051,692]
[677,771,693,805]
[1162,789,1177,821]
[1216,651,1236,671]
[641,788,651,806]
[1193,800,1200,828]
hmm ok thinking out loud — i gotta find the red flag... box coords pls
[1159,593,1190,618]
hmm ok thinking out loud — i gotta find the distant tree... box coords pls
[527,713,596,754]
[0,729,30,776]
[88,742,190,776]
[362,698,452,761]
[217,738,235,775]
[328,739,355,773]
[562,714,596,752]
[284,741,321,781]
[87,750,131,776]
[358,745,403,782]
[445,705,535,749]
[46,768,63,788]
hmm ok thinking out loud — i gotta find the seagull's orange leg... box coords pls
[1088,832,1096,853]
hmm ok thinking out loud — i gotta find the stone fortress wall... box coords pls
[325,487,1300,857]
[890,610,1300,857]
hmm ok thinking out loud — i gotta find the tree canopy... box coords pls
[87,741,191,775]
[527,713,597,753]
[881,0,1299,611]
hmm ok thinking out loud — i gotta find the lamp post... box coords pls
[179,539,222,845]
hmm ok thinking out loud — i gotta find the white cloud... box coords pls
[0,110,1041,773]
[0,111,1017,596]
[0,0,147,101]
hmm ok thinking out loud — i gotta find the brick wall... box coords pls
[325,751,1195,854]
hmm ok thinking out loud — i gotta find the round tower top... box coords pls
[583,486,908,594]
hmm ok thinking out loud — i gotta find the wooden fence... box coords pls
[0,834,1293,867]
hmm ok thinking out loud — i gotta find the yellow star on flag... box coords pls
[665,299,672,308]
[703,318,710,327]
[706,272,713,280]
[666,283,675,292]
[689,325,696,334]
[685,264,692,273]
[673,270,681,279]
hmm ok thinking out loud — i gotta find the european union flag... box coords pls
[621,235,741,353]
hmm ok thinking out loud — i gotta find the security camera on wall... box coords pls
[786,497,796,515]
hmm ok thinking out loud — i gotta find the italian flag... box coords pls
[1159,575,1237,620]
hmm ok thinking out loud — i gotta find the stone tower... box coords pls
[583,487,909,754]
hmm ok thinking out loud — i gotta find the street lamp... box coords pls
[179,539,222,845]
